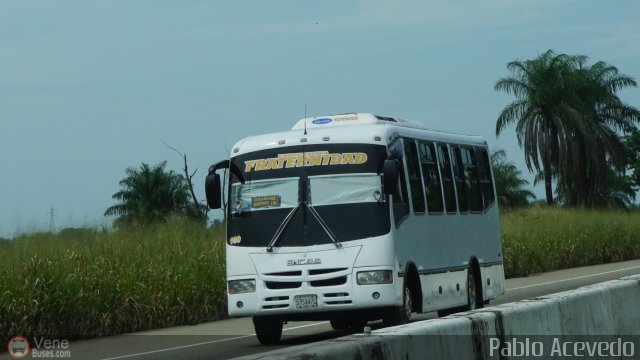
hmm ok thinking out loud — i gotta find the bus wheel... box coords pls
[330,318,349,330]
[349,318,368,332]
[383,281,412,326]
[466,268,483,311]
[253,316,283,344]
[331,317,367,331]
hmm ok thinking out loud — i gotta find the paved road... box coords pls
[3,259,640,360]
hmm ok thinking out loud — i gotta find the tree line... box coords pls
[104,49,640,226]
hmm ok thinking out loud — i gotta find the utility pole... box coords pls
[49,206,56,233]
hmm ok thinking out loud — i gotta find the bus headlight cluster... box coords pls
[228,279,256,294]
[356,270,392,285]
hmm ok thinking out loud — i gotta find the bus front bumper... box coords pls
[227,271,400,318]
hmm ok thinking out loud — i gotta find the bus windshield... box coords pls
[226,143,391,247]
[230,174,382,214]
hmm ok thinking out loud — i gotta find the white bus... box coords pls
[205,113,505,344]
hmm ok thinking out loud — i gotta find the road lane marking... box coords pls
[283,321,330,331]
[98,335,255,360]
[98,322,330,360]
[507,265,640,292]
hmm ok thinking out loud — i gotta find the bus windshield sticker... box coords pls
[244,151,368,173]
[251,195,282,208]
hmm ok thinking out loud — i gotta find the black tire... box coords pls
[331,317,367,331]
[383,279,412,327]
[465,267,483,311]
[437,307,458,317]
[330,318,350,330]
[253,316,283,344]
[348,318,368,332]
[438,267,484,317]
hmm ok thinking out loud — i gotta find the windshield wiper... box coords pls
[266,202,301,252]
[305,201,342,248]
[265,200,342,251]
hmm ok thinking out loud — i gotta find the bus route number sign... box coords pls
[294,294,318,309]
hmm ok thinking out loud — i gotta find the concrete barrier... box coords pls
[233,275,640,359]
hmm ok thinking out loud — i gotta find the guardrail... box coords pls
[233,275,640,359]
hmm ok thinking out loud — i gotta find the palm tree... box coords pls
[495,50,640,207]
[495,50,584,205]
[490,150,536,209]
[626,128,640,192]
[559,61,640,207]
[548,168,636,209]
[104,161,191,227]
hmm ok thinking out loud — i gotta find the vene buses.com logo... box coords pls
[7,336,30,358]
[5,336,71,359]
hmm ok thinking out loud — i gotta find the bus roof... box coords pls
[230,113,486,157]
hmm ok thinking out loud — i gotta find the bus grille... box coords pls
[310,276,347,287]
[262,268,350,290]
[264,271,302,276]
[308,268,348,275]
[323,292,352,305]
[265,281,302,290]
[263,304,289,309]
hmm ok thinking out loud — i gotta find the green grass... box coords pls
[1,208,640,342]
[501,207,640,278]
[0,219,226,342]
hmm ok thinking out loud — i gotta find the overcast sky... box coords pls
[2,1,639,237]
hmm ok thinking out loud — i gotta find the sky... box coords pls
[2,1,640,237]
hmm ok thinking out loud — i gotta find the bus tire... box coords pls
[331,316,367,331]
[437,307,457,317]
[383,280,412,326]
[438,266,484,317]
[330,318,350,330]
[252,316,283,344]
[349,318,368,332]
[466,266,483,311]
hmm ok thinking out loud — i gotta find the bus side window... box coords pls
[437,144,457,214]
[392,141,410,227]
[419,142,444,214]
[475,148,495,210]
[451,146,469,213]
[462,148,483,212]
[403,139,426,214]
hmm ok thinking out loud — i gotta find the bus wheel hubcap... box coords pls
[404,286,412,319]
[468,274,476,309]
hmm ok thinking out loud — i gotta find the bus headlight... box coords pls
[228,279,256,294]
[356,270,393,285]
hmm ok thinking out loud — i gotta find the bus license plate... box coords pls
[294,295,318,309]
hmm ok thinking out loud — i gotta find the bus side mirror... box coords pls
[205,173,222,209]
[383,159,399,195]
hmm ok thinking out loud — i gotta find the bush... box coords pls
[501,207,640,277]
